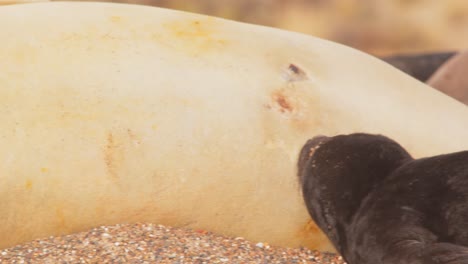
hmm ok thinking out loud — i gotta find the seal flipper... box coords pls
[350,220,468,264]
[383,239,468,264]
[348,219,437,264]
[425,243,468,264]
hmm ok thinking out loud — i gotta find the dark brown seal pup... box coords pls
[298,133,468,264]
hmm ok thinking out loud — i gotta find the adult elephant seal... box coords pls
[298,133,468,263]
[1,2,468,250]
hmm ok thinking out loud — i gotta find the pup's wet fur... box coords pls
[298,133,468,264]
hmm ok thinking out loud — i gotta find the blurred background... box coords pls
[70,0,468,56]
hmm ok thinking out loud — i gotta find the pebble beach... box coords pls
[0,223,345,264]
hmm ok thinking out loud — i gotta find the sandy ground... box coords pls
[0,223,345,264]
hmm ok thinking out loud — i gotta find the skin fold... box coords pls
[298,133,468,264]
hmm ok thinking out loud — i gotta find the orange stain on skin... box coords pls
[109,15,122,23]
[274,92,294,113]
[24,179,32,190]
[297,219,335,251]
[270,89,295,114]
[55,207,67,232]
[173,20,208,38]
[267,82,333,135]
[303,219,321,233]
[162,19,228,56]
[127,129,141,146]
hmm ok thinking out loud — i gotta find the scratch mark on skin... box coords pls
[282,63,309,82]
[269,63,311,114]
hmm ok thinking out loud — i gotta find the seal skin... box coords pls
[298,133,468,264]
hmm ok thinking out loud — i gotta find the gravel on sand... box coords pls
[0,223,345,264]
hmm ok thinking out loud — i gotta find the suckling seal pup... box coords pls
[298,133,468,264]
